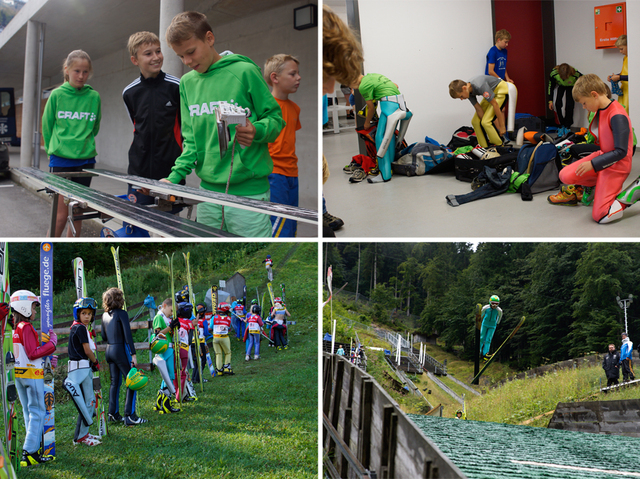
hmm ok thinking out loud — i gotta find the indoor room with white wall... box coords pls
[86,1,318,211]
[335,0,637,147]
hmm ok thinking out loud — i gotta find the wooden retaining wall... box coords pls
[323,353,466,479]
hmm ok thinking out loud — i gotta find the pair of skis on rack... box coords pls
[471,303,525,384]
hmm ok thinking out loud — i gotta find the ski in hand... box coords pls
[111,246,127,311]
[183,253,203,393]
[40,243,55,458]
[471,316,526,384]
[73,257,107,438]
[0,243,18,478]
[207,286,218,377]
[166,254,182,404]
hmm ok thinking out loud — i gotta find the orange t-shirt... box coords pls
[268,98,302,177]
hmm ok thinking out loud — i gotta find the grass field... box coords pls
[13,242,318,479]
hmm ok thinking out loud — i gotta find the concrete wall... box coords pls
[323,353,466,479]
[42,1,317,210]
[548,399,640,437]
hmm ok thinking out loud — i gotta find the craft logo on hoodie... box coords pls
[57,111,97,121]
[188,100,243,117]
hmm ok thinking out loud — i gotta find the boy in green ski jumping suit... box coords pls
[163,11,285,237]
[480,295,503,360]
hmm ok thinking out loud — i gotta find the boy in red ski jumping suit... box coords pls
[557,74,633,224]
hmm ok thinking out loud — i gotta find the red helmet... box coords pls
[274,297,282,304]
[217,302,231,313]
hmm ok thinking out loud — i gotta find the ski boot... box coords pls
[154,390,163,411]
[222,364,234,375]
[21,449,55,467]
[216,368,225,376]
[108,412,124,423]
[159,394,181,414]
[124,414,148,426]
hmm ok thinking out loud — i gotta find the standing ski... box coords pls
[40,243,55,458]
[471,316,526,384]
[73,257,107,438]
[206,286,218,377]
[183,253,203,393]
[166,254,182,404]
[267,282,275,308]
[0,243,18,478]
[110,246,127,311]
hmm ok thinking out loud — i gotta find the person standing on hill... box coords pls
[619,332,635,382]
[602,343,620,387]
[479,295,503,360]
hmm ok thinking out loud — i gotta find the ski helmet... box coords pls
[150,335,169,355]
[176,302,193,319]
[10,290,39,318]
[195,303,207,316]
[175,286,189,304]
[125,368,149,390]
[274,297,282,304]
[73,297,97,322]
[251,304,261,315]
[490,295,500,305]
[251,299,258,305]
[267,254,271,258]
[217,302,231,313]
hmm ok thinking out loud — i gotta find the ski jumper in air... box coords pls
[479,295,502,359]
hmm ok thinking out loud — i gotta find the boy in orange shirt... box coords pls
[264,54,302,237]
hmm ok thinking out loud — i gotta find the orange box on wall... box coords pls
[594,3,626,49]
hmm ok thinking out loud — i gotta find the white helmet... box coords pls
[10,290,40,318]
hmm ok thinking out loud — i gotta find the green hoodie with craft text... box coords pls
[167,54,285,196]
[42,82,101,160]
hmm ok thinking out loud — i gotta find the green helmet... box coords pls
[150,335,169,355]
[490,295,500,304]
[126,368,149,391]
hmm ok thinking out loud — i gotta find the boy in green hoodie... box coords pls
[164,11,285,237]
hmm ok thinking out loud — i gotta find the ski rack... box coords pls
[86,168,319,225]
[14,167,236,238]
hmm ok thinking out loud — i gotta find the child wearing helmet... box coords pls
[10,290,58,466]
[212,302,234,375]
[243,303,264,361]
[262,254,274,281]
[176,302,198,402]
[101,287,147,426]
[480,295,503,360]
[151,298,180,413]
[191,303,209,384]
[64,297,101,446]
[269,298,290,350]
[232,298,247,341]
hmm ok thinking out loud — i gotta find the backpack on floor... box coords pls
[447,126,478,150]
[514,113,544,133]
[516,141,560,194]
[454,146,518,182]
[391,142,454,176]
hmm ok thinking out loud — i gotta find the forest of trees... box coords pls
[324,242,640,371]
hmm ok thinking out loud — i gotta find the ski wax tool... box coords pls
[216,101,251,157]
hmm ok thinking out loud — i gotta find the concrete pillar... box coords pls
[159,0,184,78]
[20,20,40,167]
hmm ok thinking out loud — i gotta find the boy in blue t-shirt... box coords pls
[485,29,513,83]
